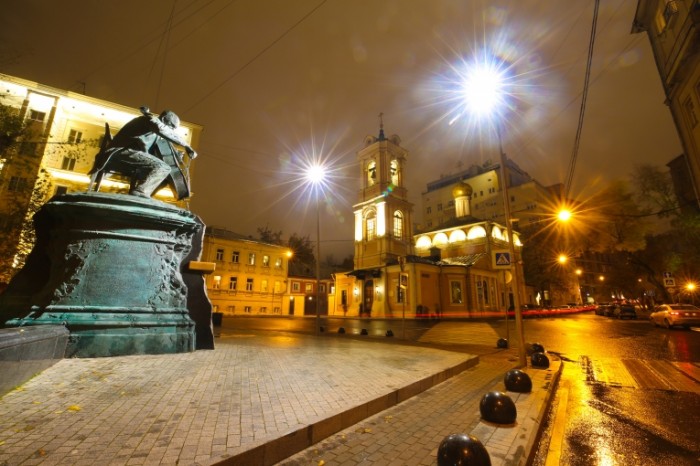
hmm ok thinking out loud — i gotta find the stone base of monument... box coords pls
[0,192,209,357]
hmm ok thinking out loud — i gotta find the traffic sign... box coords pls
[493,251,512,268]
[664,278,676,287]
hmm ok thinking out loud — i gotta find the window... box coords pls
[61,156,76,171]
[275,257,283,268]
[292,282,301,292]
[341,290,348,306]
[68,129,83,144]
[231,251,239,263]
[248,253,256,265]
[244,306,252,313]
[437,203,443,211]
[367,161,376,185]
[390,160,399,185]
[427,206,432,214]
[274,281,281,293]
[393,211,403,239]
[366,213,376,240]
[212,275,221,289]
[54,186,68,196]
[227,305,235,313]
[7,177,27,192]
[320,284,326,293]
[262,255,270,267]
[260,307,267,313]
[305,283,313,293]
[261,279,268,293]
[246,278,254,291]
[28,110,45,122]
[684,97,698,128]
[19,141,38,156]
[229,277,237,291]
[447,200,454,207]
[273,307,281,314]
[450,281,463,304]
[215,249,224,261]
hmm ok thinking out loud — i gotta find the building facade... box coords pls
[633,0,700,210]
[201,227,295,316]
[0,73,202,284]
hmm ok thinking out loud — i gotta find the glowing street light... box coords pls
[305,163,327,336]
[557,209,572,222]
[458,54,526,367]
[558,254,568,264]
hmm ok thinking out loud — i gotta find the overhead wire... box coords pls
[565,0,601,198]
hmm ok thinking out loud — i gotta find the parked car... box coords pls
[612,304,636,319]
[595,303,611,316]
[604,305,617,317]
[649,304,700,329]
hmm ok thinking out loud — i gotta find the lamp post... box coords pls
[305,164,326,336]
[460,56,527,367]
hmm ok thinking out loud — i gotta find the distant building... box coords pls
[633,1,700,211]
[0,73,202,284]
[420,160,564,232]
[329,123,527,318]
[201,227,297,316]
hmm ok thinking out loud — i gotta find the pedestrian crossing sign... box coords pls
[493,251,512,268]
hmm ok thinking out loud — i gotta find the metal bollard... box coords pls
[437,433,491,466]
[497,338,508,348]
[531,352,550,368]
[479,391,517,424]
[504,369,532,393]
[360,328,368,335]
[530,342,545,354]
[338,327,345,334]
[385,330,394,337]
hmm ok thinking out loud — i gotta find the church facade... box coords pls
[329,123,526,319]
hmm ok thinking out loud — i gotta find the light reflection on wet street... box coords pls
[527,313,700,465]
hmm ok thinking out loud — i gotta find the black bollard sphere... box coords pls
[496,338,508,349]
[530,342,545,354]
[319,326,325,333]
[479,391,517,425]
[531,352,550,368]
[338,327,345,334]
[360,328,368,335]
[437,433,491,466]
[385,330,394,337]
[504,369,532,393]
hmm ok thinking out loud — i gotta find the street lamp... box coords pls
[458,55,527,367]
[305,164,326,336]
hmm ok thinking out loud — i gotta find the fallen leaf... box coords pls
[37,449,46,456]
[67,405,81,412]
[318,461,325,466]
[32,401,42,404]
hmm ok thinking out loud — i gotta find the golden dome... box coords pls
[452,182,473,198]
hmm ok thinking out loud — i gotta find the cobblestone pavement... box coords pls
[0,322,560,466]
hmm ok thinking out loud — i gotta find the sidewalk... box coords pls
[0,323,560,466]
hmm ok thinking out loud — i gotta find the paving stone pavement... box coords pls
[0,323,560,466]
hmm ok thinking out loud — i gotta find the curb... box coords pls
[206,356,480,466]
[468,355,563,466]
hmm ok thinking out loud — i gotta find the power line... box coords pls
[565,0,600,198]
[184,0,329,113]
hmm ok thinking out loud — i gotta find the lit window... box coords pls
[275,257,283,268]
[366,213,376,240]
[262,255,270,267]
[261,279,268,293]
[212,276,221,289]
[393,211,403,239]
[305,283,313,293]
[248,253,255,265]
[450,281,463,304]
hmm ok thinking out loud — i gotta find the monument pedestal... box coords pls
[1,193,201,357]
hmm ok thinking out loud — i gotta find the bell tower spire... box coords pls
[353,115,414,270]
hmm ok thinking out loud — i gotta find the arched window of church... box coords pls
[390,160,399,185]
[366,211,376,240]
[393,210,403,239]
[367,161,377,186]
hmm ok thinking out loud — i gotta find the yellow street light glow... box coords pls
[686,283,696,292]
[557,209,572,222]
[575,269,582,275]
[599,275,605,281]
[558,254,567,264]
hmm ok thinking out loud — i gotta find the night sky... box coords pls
[0,0,682,260]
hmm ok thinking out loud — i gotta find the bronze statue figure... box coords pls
[88,107,197,200]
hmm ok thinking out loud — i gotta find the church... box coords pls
[328,121,526,318]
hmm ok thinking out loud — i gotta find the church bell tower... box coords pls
[353,115,414,270]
